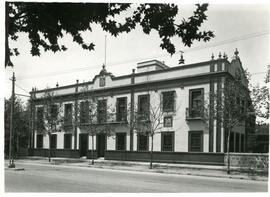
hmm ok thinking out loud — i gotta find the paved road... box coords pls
[5,162,268,192]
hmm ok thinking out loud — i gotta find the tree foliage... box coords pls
[4,97,29,157]
[207,72,254,174]
[6,2,214,67]
[251,72,269,123]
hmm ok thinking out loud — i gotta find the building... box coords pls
[28,49,252,165]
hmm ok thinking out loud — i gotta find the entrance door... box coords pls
[97,134,106,157]
[79,133,88,157]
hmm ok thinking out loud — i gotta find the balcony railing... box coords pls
[186,107,204,120]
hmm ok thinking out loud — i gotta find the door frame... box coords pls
[79,133,89,157]
[96,133,106,157]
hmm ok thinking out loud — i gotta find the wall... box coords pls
[224,153,268,171]
[105,151,225,165]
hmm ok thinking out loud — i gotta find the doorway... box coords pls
[97,134,106,157]
[79,133,88,157]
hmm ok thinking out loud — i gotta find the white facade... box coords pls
[31,55,248,157]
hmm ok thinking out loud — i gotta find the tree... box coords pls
[207,72,254,174]
[5,2,214,67]
[251,72,269,124]
[36,88,63,162]
[78,86,116,164]
[5,96,30,158]
[130,91,179,169]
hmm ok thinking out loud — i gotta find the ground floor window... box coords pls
[64,134,72,149]
[137,133,148,151]
[36,134,43,148]
[241,134,245,152]
[50,134,57,149]
[188,131,203,152]
[116,133,126,150]
[161,132,174,151]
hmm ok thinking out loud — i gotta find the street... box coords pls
[5,162,268,192]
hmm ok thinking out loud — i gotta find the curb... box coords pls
[6,160,268,182]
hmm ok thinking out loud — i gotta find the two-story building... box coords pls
[28,49,252,165]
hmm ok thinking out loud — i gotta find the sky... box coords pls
[3,2,270,103]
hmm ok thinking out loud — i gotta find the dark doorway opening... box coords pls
[97,134,106,157]
[79,133,88,157]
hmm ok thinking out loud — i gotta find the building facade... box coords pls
[29,50,252,165]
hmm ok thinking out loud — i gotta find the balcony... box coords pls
[186,108,204,121]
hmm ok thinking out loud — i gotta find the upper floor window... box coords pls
[64,103,73,125]
[138,94,150,120]
[97,99,107,123]
[116,97,127,121]
[189,89,204,117]
[99,77,106,87]
[80,101,89,124]
[162,91,175,112]
[50,104,58,119]
[36,107,44,130]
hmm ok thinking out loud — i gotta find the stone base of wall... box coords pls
[224,153,269,171]
[105,151,225,165]
[86,150,98,159]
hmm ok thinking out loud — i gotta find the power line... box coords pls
[15,83,29,94]
[15,29,270,81]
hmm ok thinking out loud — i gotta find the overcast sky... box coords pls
[3,2,270,102]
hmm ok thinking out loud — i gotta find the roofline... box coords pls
[30,58,228,94]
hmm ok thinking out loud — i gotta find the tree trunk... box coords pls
[91,134,94,165]
[16,134,19,159]
[150,134,153,169]
[48,132,51,162]
[226,129,231,174]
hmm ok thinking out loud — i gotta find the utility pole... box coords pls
[8,72,16,168]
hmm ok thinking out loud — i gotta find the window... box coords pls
[189,89,204,117]
[162,91,175,112]
[64,134,72,149]
[99,76,106,87]
[164,116,173,127]
[36,134,43,148]
[50,104,58,119]
[241,134,244,152]
[116,97,127,121]
[80,101,89,124]
[97,99,107,123]
[137,133,148,151]
[64,103,73,125]
[138,95,149,120]
[161,132,174,151]
[188,131,203,152]
[50,134,57,149]
[116,133,126,150]
[36,107,44,130]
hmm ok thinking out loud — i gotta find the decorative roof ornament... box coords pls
[234,48,239,58]
[179,51,185,65]
[223,52,228,59]
[56,82,59,88]
[211,53,214,60]
[218,52,222,59]
[99,63,108,75]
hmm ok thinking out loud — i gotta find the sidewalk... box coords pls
[6,156,268,181]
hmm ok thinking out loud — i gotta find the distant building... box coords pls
[29,50,253,165]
